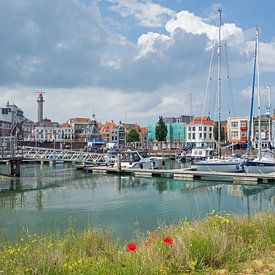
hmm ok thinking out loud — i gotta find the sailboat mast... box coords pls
[267,85,271,144]
[256,28,261,158]
[246,28,258,157]
[217,8,222,156]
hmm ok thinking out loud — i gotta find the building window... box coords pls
[204,133,206,139]
[204,127,207,131]
[231,131,239,139]
[188,133,191,139]
[209,133,212,139]
[199,133,202,138]
[240,121,247,127]
[192,133,195,139]
[188,127,191,131]
[199,126,202,131]
[231,122,238,128]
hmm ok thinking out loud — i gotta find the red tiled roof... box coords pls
[140,127,148,135]
[99,121,117,133]
[189,116,214,126]
[67,118,91,124]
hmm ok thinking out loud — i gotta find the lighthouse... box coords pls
[37,92,44,123]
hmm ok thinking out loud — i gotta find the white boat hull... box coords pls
[244,161,275,174]
[193,159,243,173]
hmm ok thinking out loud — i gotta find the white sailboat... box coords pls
[192,9,243,173]
[243,28,275,174]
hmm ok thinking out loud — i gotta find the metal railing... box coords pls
[15,146,112,164]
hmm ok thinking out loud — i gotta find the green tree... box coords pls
[213,122,225,142]
[155,116,168,149]
[126,129,140,144]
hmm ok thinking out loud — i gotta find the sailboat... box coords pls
[243,28,275,174]
[192,9,243,173]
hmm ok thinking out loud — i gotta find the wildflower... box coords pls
[126,243,137,252]
[149,232,156,237]
[145,241,152,246]
[163,237,173,245]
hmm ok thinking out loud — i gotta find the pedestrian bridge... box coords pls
[14,146,109,164]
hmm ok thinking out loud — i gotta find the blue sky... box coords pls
[0,0,275,125]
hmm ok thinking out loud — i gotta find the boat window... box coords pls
[139,151,148,158]
[133,152,140,162]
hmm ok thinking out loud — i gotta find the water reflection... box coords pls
[0,163,274,240]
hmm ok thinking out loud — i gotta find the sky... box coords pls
[1,0,275,126]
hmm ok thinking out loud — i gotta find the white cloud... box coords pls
[109,0,174,27]
[137,32,170,57]
[165,10,244,43]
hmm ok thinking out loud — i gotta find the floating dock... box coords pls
[76,165,275,184]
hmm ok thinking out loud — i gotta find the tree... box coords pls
[155,116,167,149]
[213,122,225,142]
[126,129,140,144]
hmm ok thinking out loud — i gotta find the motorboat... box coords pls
[114,150,166,169]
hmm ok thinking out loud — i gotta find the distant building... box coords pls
[0,102,25,125]
[253,115,272,149]
[0,120,12,137]
[186,116,215,148]
[0,102,25,137]
[34,126,74,143]
[162,115,193,124]
[63,117,92,140]
[227,116,250,144]
[121,122,147,148]
[99,121,126,148]
[147,122,186,149]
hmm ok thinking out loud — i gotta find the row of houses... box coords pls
[147,114,274,150]
[0,96,273,150]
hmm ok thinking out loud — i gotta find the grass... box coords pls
[0,211,275,274]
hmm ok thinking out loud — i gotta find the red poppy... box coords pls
[163,237,173,245]
[145,241,152,246]
[127,243,137,252]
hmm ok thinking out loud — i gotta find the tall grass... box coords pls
[0,212,274,274]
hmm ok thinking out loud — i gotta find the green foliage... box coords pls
[155,116,167,142]
[214,122,225,141]
[0,212,274,274]
[126,129,140,143]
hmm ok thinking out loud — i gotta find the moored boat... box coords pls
[114,150,166,169]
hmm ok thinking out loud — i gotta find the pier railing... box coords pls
[15,146,109,164]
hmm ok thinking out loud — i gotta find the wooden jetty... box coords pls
[76,165,275,184]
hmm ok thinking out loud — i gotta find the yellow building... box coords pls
[227,116,252,143]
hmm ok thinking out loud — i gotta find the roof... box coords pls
[140,127,148,135]
[67,118,91,124]
[99,121,117,133]
[189,116,214,126]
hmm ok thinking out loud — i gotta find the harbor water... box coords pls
[0,162,275,241]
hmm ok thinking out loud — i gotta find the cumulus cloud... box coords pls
[137,32,170,57]
[165,10,244,44]
[109,0,174,27]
